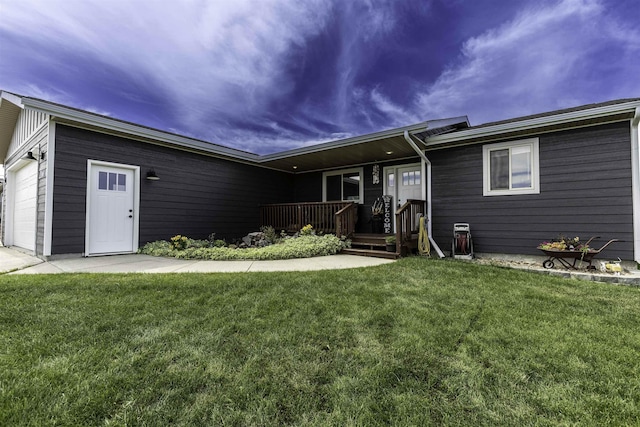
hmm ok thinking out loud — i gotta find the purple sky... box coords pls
[1,0,638,154]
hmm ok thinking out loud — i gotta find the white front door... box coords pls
[397,165,423,206]
[12,161,38,251]
[384,163,424,232]
[87,162,137,255]
[385,163,423,207]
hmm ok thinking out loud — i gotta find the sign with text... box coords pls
[382,195,393,234]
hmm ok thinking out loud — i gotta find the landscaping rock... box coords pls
[239,231,269,248]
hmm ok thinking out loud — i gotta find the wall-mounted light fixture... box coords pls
[22,148,45,161]
[22,151,37,161]
[146,168,160,180]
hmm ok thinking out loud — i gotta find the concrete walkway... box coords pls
[1,247,394,274]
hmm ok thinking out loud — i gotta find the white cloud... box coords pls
[1,0,333,124]
[370,89,420,126]
[414,0,640,125]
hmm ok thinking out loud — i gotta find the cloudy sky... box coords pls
[1,0,638,154]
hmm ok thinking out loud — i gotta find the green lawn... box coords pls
[1,258,639,426]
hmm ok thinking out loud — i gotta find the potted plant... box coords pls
[385,235,397,252]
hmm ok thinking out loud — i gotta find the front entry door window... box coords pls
[385,164,422,207]
[87,163,136,255]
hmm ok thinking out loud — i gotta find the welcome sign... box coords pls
[382,195,393,234]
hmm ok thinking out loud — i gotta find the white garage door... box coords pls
[13,161,38,251]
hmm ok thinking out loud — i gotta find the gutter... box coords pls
[427,100,640,146]
[403,130,446,258]
[21,98,261,163]
[631,107,640,263]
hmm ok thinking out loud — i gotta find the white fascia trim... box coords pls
[630,107,640,263]
[43,122,55,257]
[427,101,640,146]
[0,91,23,107]
[22,98,260,163]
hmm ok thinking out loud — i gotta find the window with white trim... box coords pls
[483,138,539,196]
[322,168,364,202]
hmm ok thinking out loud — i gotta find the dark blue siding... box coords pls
[52,125,293,254]
[429,121,634,260]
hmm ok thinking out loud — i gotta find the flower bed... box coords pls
[139,226,350,261]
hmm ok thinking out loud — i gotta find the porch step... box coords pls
[342,247,400,260]
[350,233,392,248]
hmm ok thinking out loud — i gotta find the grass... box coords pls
[1,258,639,426]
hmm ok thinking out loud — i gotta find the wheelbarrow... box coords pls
[539,237,619,270]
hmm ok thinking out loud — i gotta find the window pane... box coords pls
[415,171,421,185]
[98,172,107,190]
[402,172,409,186]
[326,175,342,201]
[343,172,360,201]
[490,149,509,190]
[117,174,126,191]
[387,173,394,188]
[108,172,117,191]
[511,146,532,188]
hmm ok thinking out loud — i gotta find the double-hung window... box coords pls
[322,168,364,203]
[483,138,539,196]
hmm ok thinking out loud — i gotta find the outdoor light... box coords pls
[385,151,393,155]
[22,151,37,161]
[146,169,160,180]
[22,148,45,161]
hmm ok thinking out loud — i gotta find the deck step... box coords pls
[342,247,399,260]
[350,233,392,248]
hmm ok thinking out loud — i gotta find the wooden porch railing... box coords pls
[395,199,426,254]
[260,201,356,236]
[335,203,357,237]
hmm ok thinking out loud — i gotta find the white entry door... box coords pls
[12,161,38,251]
[385,163,423,207]
[384,163,423,232]
[397,165,423,206]
[87,163,137,255]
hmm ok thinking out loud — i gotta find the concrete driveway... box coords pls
[0,247,393,274]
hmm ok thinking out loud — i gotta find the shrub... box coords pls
[260,226,280,244]
[170,235,189,250]
[140,234,350,260]
[213,239,227,248]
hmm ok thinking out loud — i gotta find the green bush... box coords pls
[140,234,350,260]
[260,225,280,244]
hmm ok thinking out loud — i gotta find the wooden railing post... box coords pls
[394,199,426,256]
[334,202,356,238]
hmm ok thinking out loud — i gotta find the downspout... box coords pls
[403,130,446,258]
[630,107,640,263]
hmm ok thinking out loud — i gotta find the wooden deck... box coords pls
[260,199,426,259]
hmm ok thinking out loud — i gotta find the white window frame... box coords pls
[322,167,364,203]
[483,138,540,196]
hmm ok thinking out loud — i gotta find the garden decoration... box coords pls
[538,236,618,270]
